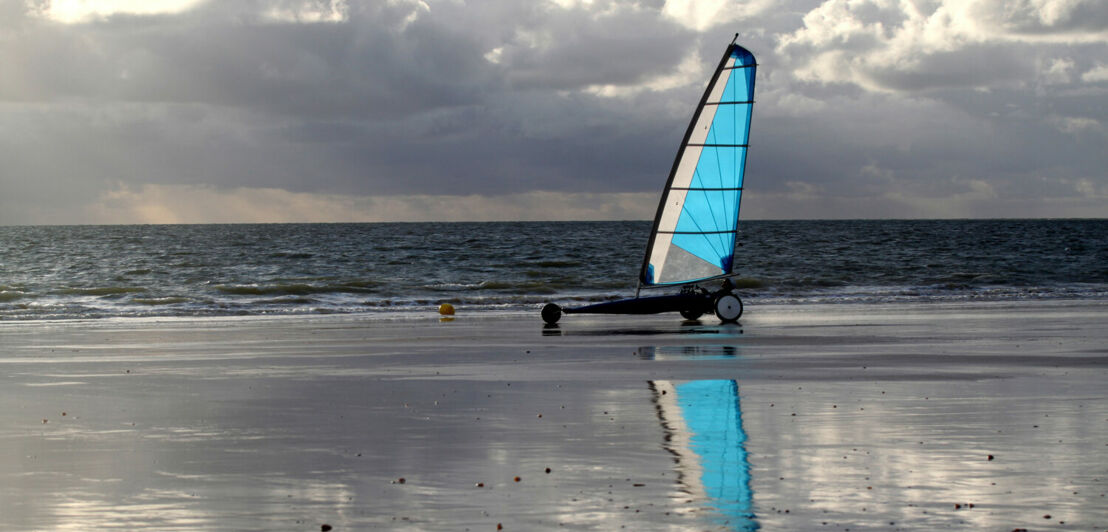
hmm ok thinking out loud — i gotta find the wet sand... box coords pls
[2,300,1106,530]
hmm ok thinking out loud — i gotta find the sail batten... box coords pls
[640,41,756,287]
[659,230,738,235]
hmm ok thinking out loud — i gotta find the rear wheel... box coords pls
[541,303,562,324]
[679,308,704,320]
[713,292,743,323]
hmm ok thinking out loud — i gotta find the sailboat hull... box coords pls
[542,282,742,325]
[563,293,712,316]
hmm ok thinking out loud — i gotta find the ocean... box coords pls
[1,219,1105,320]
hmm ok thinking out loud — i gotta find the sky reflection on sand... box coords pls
[732,376,1108,531]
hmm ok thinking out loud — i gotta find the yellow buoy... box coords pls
[438,303,455,316]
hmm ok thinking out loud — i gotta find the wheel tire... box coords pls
[680,308,704,320]
[714,292,743,323]
[541,303,562,324]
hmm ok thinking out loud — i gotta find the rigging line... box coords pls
[725,102,741,231]
[731,127,750,238]
[673,211,727,270]
[669,187,744,191]
[722,63,757,71]
[736,123,747,220]
[734,83,754,238]
[721,153,733,255]
[677,186,727,261]
[729,144,741,239]
[705,101,755,105]
[683,171,726,258]
[725,81,750,253]
[694,114,725,243]
[698,130,727,260]
[708,156,728,256]
[707,99,731,255]
[719,97,738,252]
[688,143,748,147]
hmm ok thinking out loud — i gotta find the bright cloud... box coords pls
[1082,63,1108,82]
[262,0,350,24]
[38,0,207,23]
[584,48,706,97]
[778,0,1108,92]
[1047,114,1103,135]
[1042,57,1075,84]
[662,0,775,31]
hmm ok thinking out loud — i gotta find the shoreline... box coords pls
[3,295,1105,325]
[2,299,1106,530]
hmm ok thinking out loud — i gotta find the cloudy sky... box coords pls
[1,0,1105,224]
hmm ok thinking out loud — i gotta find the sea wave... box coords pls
[54,286,148,296]
[214,282,381,296]
[0,290,26,302]
[1,220,1104,321]
[132,297,193,306]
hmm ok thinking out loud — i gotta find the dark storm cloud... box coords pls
[0,0,1105,224]
[0,0,700,211]
[0,1,492,118]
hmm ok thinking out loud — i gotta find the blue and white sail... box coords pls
[641,41,757,287]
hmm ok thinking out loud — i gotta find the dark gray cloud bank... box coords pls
[0,0,1105,223]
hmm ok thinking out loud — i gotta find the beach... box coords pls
[2,300,1106,531]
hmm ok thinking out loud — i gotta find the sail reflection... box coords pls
[637,345,739,360]
[652,378,758,530]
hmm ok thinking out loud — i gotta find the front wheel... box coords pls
[713,292,743,323]
[542,303,562,324]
